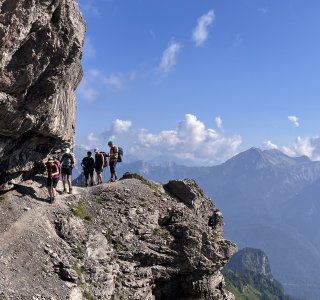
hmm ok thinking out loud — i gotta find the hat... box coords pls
[66,148,71,154]
[107,141,113,145]
[94,148,99,153]
[48,157,54,163]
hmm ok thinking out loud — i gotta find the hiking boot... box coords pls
[68,188,73,194]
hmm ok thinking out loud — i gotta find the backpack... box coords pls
[100,151,108,168]
[117,147,123,163]
[61,153,72,168]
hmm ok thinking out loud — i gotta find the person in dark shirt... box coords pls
[94,148,104,185]
[81,151,95,187]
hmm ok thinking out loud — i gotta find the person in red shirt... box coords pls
[45,157,60,203]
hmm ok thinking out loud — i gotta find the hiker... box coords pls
[94,148,104,185]
[81,151,95,187]
[60,147,75,194]
[107,141,118,182]
[45,157,60,203]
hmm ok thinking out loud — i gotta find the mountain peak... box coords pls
[227,247,272,278]
[225,147,311,170]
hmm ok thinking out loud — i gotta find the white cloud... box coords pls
[88,132,99,143]
[159,40,182,73]
[215,116,223,129]
[192,10,215,47]
[282,136,315,158]
[262,140,278,150]
[82,115,242,166]
[105,74,125,91]
[288,115,300,127]
[112,119,132,133]
[137,114,242,165]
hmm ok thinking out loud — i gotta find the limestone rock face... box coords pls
[0,0,85,189]
[0,176,236,299]
[57,177,236,299]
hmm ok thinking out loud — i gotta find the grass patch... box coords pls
[83,290,94,300]
[142,179,158,191]
[71,203,91,220]
[73,265,85,277]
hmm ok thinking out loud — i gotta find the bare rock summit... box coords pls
[0,175,236,299]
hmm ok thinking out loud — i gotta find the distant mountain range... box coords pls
[73,147,320,299]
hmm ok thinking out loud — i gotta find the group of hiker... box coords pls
[44,141,122,203]
[81,141,120,187]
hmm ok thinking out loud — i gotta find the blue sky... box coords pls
[75,0,320,165]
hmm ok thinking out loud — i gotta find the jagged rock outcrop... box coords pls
[0,176,236,299]
[0,0,85,189]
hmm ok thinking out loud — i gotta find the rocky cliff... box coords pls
[0,0,85,190]
[0,175,236,299]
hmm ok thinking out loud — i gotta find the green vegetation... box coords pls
[71,202,91,220]
[141,178,158,191]
[223,248,292,300]
[223,268,291,300]
[83,290,94,300]
[73,265,85,277]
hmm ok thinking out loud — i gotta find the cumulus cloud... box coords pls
[288,115,300,127]
[82,115,242,166]
[137,114,242,165]
[112,119,132,133]
[159,40,182,73]
[262,140,278,150]
[192,10,215,47]
[215,116,223,129]
[282,136,319,159]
